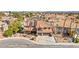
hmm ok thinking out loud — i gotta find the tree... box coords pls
[25,12,34,20]
[74,38,79,43]
[9,20,22,33]
[4,16,23,37]
[62,15,67,36]
[0,12,5,20]
[75,20,79,33]
[4,29,13,37]
[0,12,5,16]
[76,15,79,19]
[11,12,23,18]
[62,19,66,34]
[69,17,75,37]
[68,13,73,16]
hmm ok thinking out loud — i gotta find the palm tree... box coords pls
[62,15,67,36]
[69,17,75,37]
[75,20,78,32]
[75,19,79,36]
[75,15,79,32]
[73,19,79,43]
[62,19,66,32]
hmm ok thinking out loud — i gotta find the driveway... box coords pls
[35,36,56,45]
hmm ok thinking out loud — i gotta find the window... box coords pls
[38,28,42,31]
[77,28,79,34]
[48,27,50,29]
[57,27,62,34]
[44,27,47,29]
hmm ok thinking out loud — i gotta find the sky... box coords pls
[0,0,78,11]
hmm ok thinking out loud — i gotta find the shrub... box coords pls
[4,29,13,37]
[74,38,79,43]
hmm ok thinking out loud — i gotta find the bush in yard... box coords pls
[74,38,79,43]
[4,16,23,37]
[4,29,13,37]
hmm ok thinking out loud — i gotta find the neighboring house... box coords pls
[1,22,8,32]
[23,17,54,35]
[0,20,9,32]
[53,16,79,37]
[22,14,79,37]
[23,17,35,33]
[4,12,9,16]
[2,16,17,23]
[35,20,53,35]
[46,14,79,36]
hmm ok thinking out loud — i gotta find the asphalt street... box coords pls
[0,39,79,48]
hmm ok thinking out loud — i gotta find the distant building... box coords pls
[0,21,8,32]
